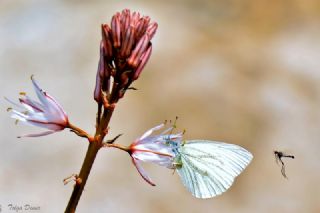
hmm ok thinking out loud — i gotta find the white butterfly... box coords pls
[172,140,253,199]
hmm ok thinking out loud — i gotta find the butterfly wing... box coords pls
[176,140,253,199]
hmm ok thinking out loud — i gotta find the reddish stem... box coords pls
[65,83,120,213]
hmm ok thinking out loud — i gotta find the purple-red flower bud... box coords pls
[127,34,150,68]
[101,24,113,60]
[94,72,103,103]
[111,13,121,48]
[133,45,152,80]
[94,42,107,102]
[131,11,141,26]
[135,16,150,41]
[120,9,131,40]
[146,22,158,40]
[119,26,135,58]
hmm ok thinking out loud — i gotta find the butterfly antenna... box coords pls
[283,154,295,159]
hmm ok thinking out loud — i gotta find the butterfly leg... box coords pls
[280,160,287,179]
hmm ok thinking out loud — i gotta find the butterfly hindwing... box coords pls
[176,140,253,199]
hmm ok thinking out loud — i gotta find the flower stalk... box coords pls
[65,107,115,213]
[65,9,157,212]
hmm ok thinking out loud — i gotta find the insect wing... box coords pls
[176,140,253,199]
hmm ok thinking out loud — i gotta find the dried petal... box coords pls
[120,71,130,87]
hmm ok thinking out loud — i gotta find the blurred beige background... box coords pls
[1,0,320,212]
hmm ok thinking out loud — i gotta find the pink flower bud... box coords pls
[135,16,150,41]
[127,34,150,68]
[119,26,135,58]
[133,45,152,80]
[94,42,107,102]
[146,22,158,40]
[101,24,113,60]
[111,13,121,48]
[131,11,141,26]
[94,72,102,103]
[120,9,131,40]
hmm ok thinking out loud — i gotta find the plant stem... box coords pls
[64,141,99,213]
[65,107,114,213]
[104,143,130,152]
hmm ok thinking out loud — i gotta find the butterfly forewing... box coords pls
[176,140,253,199]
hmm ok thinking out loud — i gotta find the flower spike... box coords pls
[94,9,158,103]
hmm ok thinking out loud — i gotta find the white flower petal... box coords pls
[27,120,64,131]
[20,96,44,112]
[10,110,28,120]
[139,123,164,141]
[132,158,155,186]
[18,130,56,138]
[132,151,173,168]
[31,76,49,107]
[31,77,66,121]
